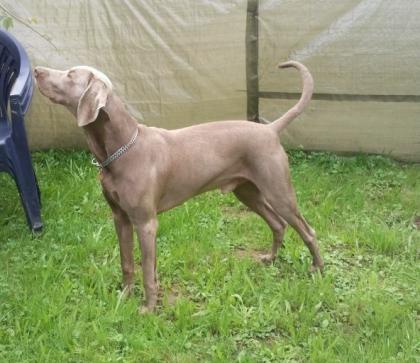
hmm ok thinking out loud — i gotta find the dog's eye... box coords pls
[67,71,74,79]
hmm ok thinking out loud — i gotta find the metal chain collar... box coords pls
[91,128,139,169]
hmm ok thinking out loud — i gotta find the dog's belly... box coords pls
[157,174,247,213]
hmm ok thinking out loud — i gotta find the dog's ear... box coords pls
[77,78,110,127]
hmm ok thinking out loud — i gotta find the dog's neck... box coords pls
[83,93,139,169]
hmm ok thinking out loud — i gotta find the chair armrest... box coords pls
[10,67,29,96]
[10,67,33,115]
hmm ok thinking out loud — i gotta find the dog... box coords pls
[34,61,323,313]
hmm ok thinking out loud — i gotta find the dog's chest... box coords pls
[99,171,120,204]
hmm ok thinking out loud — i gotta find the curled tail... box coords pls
[269,61,314,134]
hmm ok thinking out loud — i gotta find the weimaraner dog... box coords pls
[34,61,323,313]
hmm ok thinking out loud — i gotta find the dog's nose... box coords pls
[34,67,47,78]
[33,67,40,78]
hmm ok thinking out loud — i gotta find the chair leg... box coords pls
[14,171,43,232]
[9,158,43,232]
[9,120,43,232]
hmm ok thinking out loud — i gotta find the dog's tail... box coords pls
[269,61,314,134]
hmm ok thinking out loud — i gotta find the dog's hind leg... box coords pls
[249,156,324,272]
[234,182,287,263]
[262,188,323,272]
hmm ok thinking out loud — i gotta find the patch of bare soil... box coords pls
[222,204,251,217]
[234,246,270,263]
[159,286,182,306]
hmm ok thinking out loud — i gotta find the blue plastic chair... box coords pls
[0,29,42,232]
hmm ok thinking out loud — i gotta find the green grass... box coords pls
[0,150,419,362]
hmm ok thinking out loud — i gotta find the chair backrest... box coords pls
[0,30,22,119]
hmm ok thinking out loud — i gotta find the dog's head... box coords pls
[34,65,113,127]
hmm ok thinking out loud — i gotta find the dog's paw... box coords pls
[259,253,275,264]
[121,284,134,297]
[309,263,324,274]
[138,304,156,315]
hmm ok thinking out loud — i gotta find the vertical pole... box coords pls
[246,0,259,122]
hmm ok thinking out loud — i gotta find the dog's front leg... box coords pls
[103,190,135,294]
[135,217,159,314]
[114,211,135,294]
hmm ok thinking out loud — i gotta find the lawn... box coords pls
[0,150,419,362]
